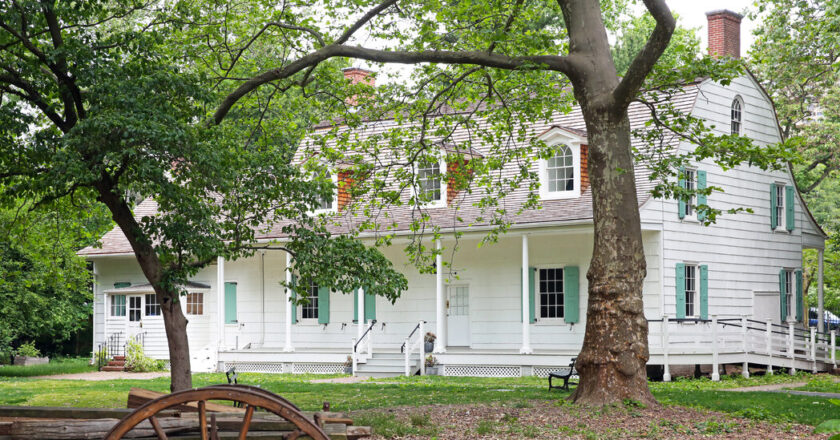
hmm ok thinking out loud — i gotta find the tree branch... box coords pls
[612,0,675,109]
[334,0,397,45]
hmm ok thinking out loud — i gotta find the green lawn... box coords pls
[0,371,835,428]
[0,357,96,378]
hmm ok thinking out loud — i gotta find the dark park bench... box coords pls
[548,357,578,391]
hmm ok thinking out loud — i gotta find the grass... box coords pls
[0,357,96,378]
[0,370,836,431]
[794,375,840,394]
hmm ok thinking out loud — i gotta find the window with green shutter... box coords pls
[224,282,237,324]
[317,286,330,324]
[675,263,686,319]
[678,167,687,219]
[779,269,791,322]
[697,171,707,222]
[795,270,803,322]
[353,288,376,323]
[699,265,708,320]
[290,274,297,324]
[564,266,580,324]
[770,183,778,230]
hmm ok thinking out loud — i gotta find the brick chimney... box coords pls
[342,67,374,106]
[706,10,742,59]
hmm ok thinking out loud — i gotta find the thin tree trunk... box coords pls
[570,111,656,406]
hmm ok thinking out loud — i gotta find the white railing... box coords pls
[402,320,426,376]
[650,315,836,381]
[351,319,376,376]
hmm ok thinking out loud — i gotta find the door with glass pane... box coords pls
[447,285,470,347]
[127,295,143,339]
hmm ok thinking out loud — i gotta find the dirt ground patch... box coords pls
[351,401,824,439]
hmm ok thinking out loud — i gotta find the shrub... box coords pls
[15,341,41,358]
[424,355,438,367]
[125,339,165,372]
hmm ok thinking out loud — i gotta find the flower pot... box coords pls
[13,356,49,366]
[425,366,441,376]
[424,342,434,353]
[343,366,352,375]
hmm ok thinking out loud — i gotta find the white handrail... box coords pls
[403,320,425,376]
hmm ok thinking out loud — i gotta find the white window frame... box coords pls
[775,182,786,232]
[682,168,698,222]
[312,169,338,214]
[731,96,743,135]
[144,293,161,317]
[413,154,447,208]
[683,263,699,318]
[186,292,204,316]
[784,269,795,322]
[537,128,583,200]
[110,294,126,317]
[536,265,566,322]
[297,279,320,324]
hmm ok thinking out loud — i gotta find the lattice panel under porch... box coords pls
[292,363,344,374]
[443,365,521,377]
[225,362,285,373]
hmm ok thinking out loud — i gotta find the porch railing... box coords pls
[402,320,426,376]
[96,332,124,370]
[351,319,376,375]
[649,315,837,381]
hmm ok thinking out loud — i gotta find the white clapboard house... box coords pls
[82,11,835,379]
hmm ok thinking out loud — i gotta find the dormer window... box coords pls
[415,157,447,208]
[547,146,575,192]
[537,126,584,200]
[313,170,337,213]
[731,96,743,135]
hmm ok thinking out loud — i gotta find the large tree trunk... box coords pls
[569,110,655,405]
[159,289,192,392]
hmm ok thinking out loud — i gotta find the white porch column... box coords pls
[818,248,825,333]
[521,234,533,354]
[434,239,446,353]
[283,252,294,352]
[357,285,365,341]
[217,256,225,350]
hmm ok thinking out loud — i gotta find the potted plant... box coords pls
[343,355,353,375]
[425,355,440,375]
[424,332,436,353]
[12,342,48,366]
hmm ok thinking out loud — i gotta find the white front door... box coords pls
[126,295,143,340]
[447,285,470,347]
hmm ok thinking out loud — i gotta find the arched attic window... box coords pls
[731,96,743,135]
[546,145,575,192]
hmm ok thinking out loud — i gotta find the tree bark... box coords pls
[160,291,192,392]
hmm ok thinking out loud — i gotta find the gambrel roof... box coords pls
[80,84,703,256]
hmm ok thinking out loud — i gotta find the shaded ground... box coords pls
[352,401,825,439]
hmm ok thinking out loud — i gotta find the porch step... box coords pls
[113,356,126,361]
[107,360,125,367]
[355,352,423,378]
[101,365,125,372]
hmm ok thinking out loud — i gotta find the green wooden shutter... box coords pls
[699,265,709,320]
[770,183,778,230]
[520,267,536,323]
[290,274,297,324]
[318,286,330,324]
[224,282,237,324]
[779,269,787,322]
[114,282,131,289]
[564,266,580,324]
[795,270,803,322]
[678,167,687,219]
[675,263,686,319]
[785,185,795,232]
[697,170,707,222]
[353,289,359,323]
[364,289,376,321]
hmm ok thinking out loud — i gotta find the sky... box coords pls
[660,0,759,53]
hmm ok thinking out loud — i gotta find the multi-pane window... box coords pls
[784,269,794,319]
[317,171,334,210]
[546,146,575,192]
[129,296,142,322]
[684,169,696,216]
[417,160,442,203]
[111,295,126,317]
[186,292,204,315]
[731,98,742,135]
[301,281,319,320]
[145,294,161,316]
[539,268,564,319]
[449,286,469,316]
[684,265,697,317]
[775,184,785,229]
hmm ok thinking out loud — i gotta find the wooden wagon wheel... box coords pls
[104,385,330,440]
